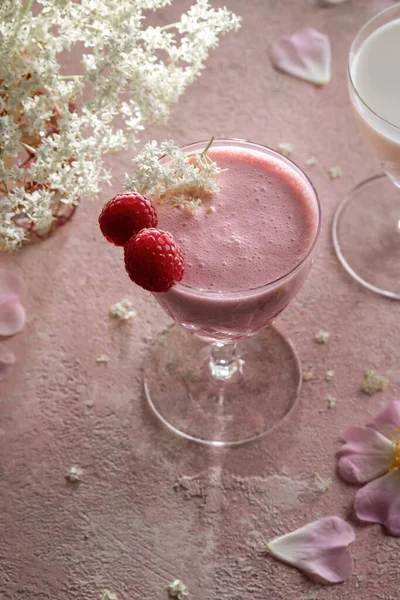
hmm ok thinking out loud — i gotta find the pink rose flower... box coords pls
[337,401,400,536]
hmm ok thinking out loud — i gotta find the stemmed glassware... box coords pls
[144,139,321,446]
[333,4,400,299]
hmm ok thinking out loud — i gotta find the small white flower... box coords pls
[101,591,118,600]
[326,394,337,409]
[315,472,332,492]
[168,579,189,599]
[96,355,110,363]
[363,369,388,395]
[305,156,318,167]
[109,299,137,321]
[328,166,343,180]
[302,370,314,382]
[325,369,335,382]
[65,465,83,483]
[277,142,293,157]
[315,330,330,344]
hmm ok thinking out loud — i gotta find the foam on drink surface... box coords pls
[157,146,318,292]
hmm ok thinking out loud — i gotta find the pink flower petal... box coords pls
[355,471,400,536]
[319,0,349,5]
[0,298,26,337]
[0,344,15,381]
[368,400,400,439]
[270,28,331,86]
[337,426,392,484]
[0,268,21,300]
[267,516,355,584]
[0,269,25,337]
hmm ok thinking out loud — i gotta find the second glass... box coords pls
[333,3,400,299]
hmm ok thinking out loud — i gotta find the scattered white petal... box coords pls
[271,28,331,86]
[96,355,110,364]
[277,142,294,157]
[267,516,355,583]
[315,330,330,344]
[306,156,318,167]
[319,0,349,5]
[315,473,332,492]
[168,579,189,599]
[109,299,137,321]
[363,370,388,395]
[325,369,335,382]
[327,394,337,409]
[65,465,83,483]
[101,591,118,600]
[328,166,343,180]
[303,370,314,382]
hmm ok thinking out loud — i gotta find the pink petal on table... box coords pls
[0,268,21,299]
[355,471,400,536]
[368,400,400,439]
[267,516,355,584]
[319,0,349,5]
[270,28,331,86]
[337,426,392,484]
[0,298,26,337]
[0,344,16,381]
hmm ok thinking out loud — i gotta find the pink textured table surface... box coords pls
[1,1,400,599]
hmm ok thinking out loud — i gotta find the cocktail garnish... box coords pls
[124,228,185,293]
[99,192,158,246]
[124,137,225,214]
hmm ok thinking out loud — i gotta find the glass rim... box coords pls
[348,3,400,131]
[162,138,321,298]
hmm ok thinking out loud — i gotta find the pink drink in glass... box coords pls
[154,140,320,342]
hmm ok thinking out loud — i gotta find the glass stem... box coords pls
[209,342,241,381]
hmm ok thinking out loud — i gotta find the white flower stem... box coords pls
[1,180,9,194]
[159,23,179,32]
[21,142,37,155]
[58,75,84,81]
[22,0,35,16]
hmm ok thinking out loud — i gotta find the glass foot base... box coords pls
[144,324,301,447]
[333,174,400,300]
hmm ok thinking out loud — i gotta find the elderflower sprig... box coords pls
[0,0,241,250]
[124,137,225,214]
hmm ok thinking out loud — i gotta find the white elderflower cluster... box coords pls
[0,0,241,250]
[124,138,225,214]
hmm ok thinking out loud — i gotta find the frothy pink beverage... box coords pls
[155,141,320,342]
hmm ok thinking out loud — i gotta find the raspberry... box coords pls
[98,192,158,246]
[124,228,185,293]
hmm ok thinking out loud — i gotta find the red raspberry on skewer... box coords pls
[98,192,158,246]
[124,228,185,293]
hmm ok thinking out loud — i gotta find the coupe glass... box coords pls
[333,4,400,299]
[144,140,321,446]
